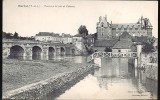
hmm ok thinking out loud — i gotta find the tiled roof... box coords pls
[36,32,55,36]
[120,31,132,39]
[94,39,118,47]
[112,40,133,49]
[132,36,148,43]
[111,23,141,29]
[62,33,72,37]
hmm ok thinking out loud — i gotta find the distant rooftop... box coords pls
[112,40,133,49]
[36,32,55,36]
[132,36,148,43]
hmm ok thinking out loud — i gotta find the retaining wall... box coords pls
[140,53,158,80]
[3,64,96,99]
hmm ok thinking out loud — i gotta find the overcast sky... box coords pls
[3,0,158,38]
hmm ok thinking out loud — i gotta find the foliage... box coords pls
[142,37,155,53]
[3,31,35,40]
[13,32,19,39]
[93,33,97,40]
[3,32,13,39]
[142,42,155,53]
[78,25,88,38]
[84,44,94,55]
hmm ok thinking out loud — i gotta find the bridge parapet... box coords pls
[87,52,138,62]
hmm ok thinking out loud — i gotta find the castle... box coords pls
[96,15,152,40]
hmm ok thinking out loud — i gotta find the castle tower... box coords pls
[96,15,112,40]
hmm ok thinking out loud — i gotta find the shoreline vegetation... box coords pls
[2,58,91,94]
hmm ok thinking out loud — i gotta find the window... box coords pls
[102,28,103,32]
[118,50,121,52]
[102,24,103,27]
[102,33,103,36]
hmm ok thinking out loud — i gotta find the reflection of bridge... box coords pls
[87,51,138,62]
[3,39,77,60]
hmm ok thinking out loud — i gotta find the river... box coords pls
[54,57,157,99]
[9,56,158,99]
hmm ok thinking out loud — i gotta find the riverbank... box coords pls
[2,58,90,94]
[3,59,96,99]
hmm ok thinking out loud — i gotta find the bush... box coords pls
[142,42,155,53]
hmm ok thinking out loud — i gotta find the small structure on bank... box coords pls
[112,31,133,53]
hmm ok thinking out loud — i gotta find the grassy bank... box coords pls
[2,59,89,93]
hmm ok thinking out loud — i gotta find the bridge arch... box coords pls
[60,47,65,56]
[32,46,42,60]
[48,47,55,59]
[9,45,24,59]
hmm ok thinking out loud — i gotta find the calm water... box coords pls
[55,58,157,99]
[9,56,158,99]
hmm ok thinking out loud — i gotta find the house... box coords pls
[112,31,133,53]
[93,39,118,52]
[35,32,54,42]
[86,34,95,46]
[73,34,84,50]
[61,33,73,44]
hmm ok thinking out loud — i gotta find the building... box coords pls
[93,39,118,52]
[86,34,95,46]
[96,15,152,40]
[112,32,133,53]
[61,33,73,44]
[35,32,73,44]
[35,32,54,42]
[72,34,84,50]
[52,33,62,43]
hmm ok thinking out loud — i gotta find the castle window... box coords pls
[102,24,103,27]
[102,33,103,36]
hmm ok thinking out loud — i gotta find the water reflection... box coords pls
[7,55,157,99]
[56,58,157,99]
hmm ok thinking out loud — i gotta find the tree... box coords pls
[3,32,7,38]
[5,33,13,39]
[13,32,19,39]
[142,37,155,53]
[78,25,88,38]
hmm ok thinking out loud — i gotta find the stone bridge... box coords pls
[2,39,77,60]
